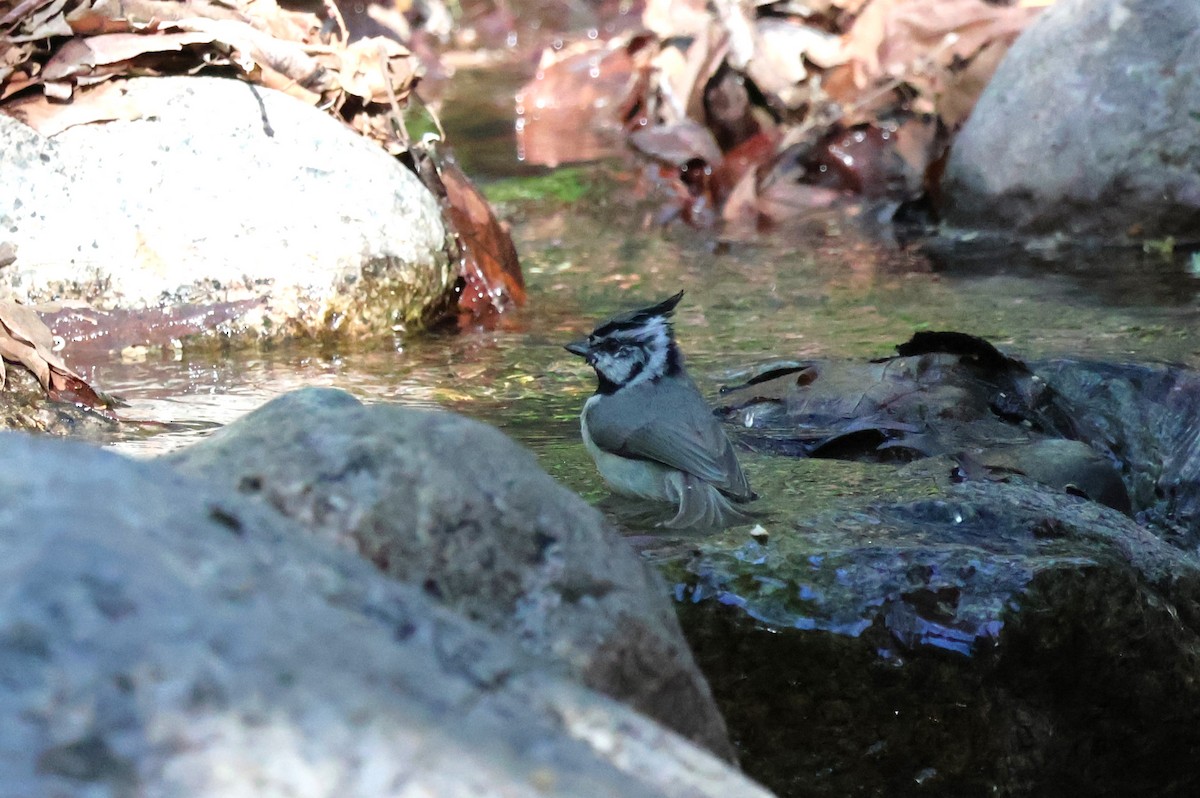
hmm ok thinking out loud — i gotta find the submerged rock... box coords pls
[165,387,736,760]
[0,432,772,798]
[940,0,1200,241]
[0,76,454,343]
[719,333,1131,514]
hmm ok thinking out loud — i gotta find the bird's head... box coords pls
[565,291,685,394]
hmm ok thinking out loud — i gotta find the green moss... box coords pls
[483,168,591,204]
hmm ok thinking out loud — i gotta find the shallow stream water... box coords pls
[79,66,1200,523]
[91,191,1200,523]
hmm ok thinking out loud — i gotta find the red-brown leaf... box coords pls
[436,157,526,324]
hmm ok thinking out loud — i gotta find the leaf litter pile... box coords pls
[518,0,1052,229]
[0,0,524,412]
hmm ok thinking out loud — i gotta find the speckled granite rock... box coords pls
[941,0,1200,241]
[0,432,772,798]
[165,387,736,760]
[0,76,454,341]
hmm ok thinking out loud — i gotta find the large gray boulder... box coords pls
[0,76,453,341]
[164,387,736,759]
[0,432,773,798]
[940,0,1200,241]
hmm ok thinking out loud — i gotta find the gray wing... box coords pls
[586,377,753,501]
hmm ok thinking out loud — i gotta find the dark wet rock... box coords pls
[718,336,1129,513]
[164,387,736,759]
[669,338,1200,795]
[1031,358,1200,542]
[0,76,454,344]
[940,0,1200,241]
[0,432,772,797]
[663,473,1200,797]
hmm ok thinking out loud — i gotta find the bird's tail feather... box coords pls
[661,473,754,529]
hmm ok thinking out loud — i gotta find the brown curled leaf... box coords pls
[0,299,117,413]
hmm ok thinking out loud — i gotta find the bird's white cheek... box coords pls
[592,353,625,383]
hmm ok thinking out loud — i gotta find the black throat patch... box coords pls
[664,343,683,377]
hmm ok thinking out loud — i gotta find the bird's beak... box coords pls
[564,340,590,359]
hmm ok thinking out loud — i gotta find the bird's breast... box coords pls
[581,396,674,501]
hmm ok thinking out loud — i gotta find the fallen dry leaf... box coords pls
[1,79,145,134]
[745,19,813,109]
[41,31,215,81]
[936,36,1009,129]
[0,298,115,411]
[166,17,339,95]
[843,0,1040,90]
[407,142,525,325]
[2,0,72,42]
[650,25,728,125]
[602,0,1051,223]
[1,0,422,136]
[643,0,710,40]
[515,37,637,167]
[339,35,418,105]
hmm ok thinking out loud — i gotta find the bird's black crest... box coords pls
[590,290,684,339]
